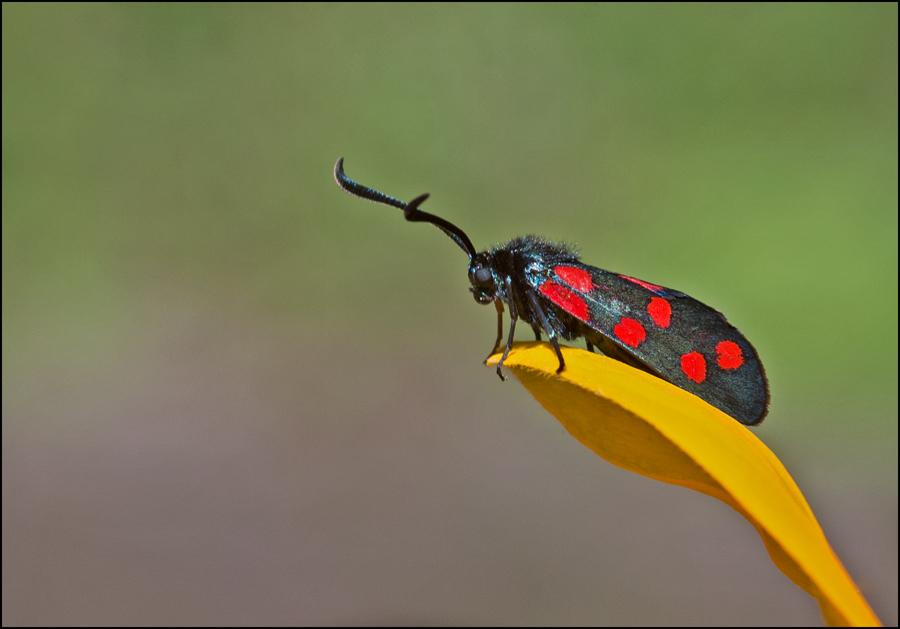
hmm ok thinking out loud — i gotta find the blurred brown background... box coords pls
[3,4,896,625]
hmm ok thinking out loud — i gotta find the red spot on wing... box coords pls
[540,281,589,321]
[716,340,744,370]
[613,317,646,348]
[647,297,671,327]
[619,275,663,292]
[681,351,707,383]
[554,265,593,292]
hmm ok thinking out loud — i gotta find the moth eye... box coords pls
[473,267,494,289]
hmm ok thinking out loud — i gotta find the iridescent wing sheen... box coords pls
[535,263,769,425]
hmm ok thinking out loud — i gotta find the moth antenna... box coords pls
[334,157,476,259]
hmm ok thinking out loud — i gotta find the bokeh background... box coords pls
[3,3,896,625]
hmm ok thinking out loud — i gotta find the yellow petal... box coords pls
[487,342,880,627]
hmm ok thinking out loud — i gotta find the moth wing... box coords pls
[544,264,768,425]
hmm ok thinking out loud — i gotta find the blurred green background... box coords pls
[3,3,896,625]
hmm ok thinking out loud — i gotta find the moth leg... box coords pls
[525,288,565,374]
[486,299,504,359]
[586,341,595,353]
[495,277,519,381]
[531,323,542,341]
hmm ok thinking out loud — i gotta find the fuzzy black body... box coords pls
[471,237,638,356]
[334,158,769,426]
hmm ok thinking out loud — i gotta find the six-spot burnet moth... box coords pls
[334,158,769,426]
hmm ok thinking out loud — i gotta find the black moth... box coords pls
[334,158,769,426]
